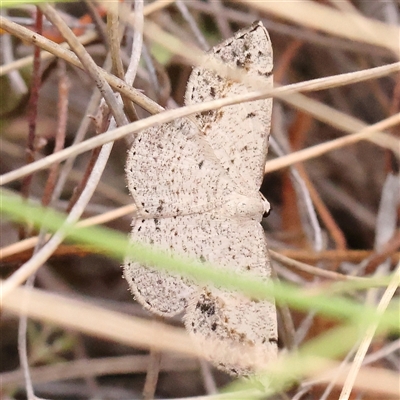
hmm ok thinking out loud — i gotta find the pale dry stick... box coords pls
[78,204,137,227]
[175,0,209,51]
[2,66,400,187]
[141,43,163,97]
[0,30,98,76]
[340,176,399,398]
[269,250,366,282]
[362,338,400,367]
[319,345,359,400]
[199,359,218,395]
[0,141,123,203]
[293,311,315,348]
[270,136,323,252]
[77,174,132,204]
[142,348,162,400]
[272,263,308,286]
[339,262,400,400]
[316,179,376,231]
[1,354,197,387]
[264,113,400,175]
[0,202,136,261]
[39,4,128,127]
[235,0,400,54]
[1,282,199,357]
[275,90,399,154]
[108,2,125,79]
[0,16,163,115]
[292,388,311,400]
[273,246,374,264]
[278,249,400,264]
[125,0,144,87]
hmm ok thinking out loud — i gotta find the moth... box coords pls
[124,21,277,375]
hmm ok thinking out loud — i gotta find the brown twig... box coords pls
[19,9,43,238]
[41,60,69,206]
[39,4,128,127]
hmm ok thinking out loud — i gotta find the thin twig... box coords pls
[269,250,366,282]
[0,15,163,115]
[270,136,323,252]
[199,359,218,394]
[176,0,209,51]
[51,79,103,202]
[39,4,128,127]
[142,348,162,400]
[339,262,400,400]
[2,84,400,187]
[83,0,109,46]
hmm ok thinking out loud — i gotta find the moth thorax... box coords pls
[224,192,265,221]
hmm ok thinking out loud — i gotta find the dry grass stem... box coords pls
[339,264,400,399]
[2,66,399,186]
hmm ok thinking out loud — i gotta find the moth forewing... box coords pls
[124,21,277,375]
